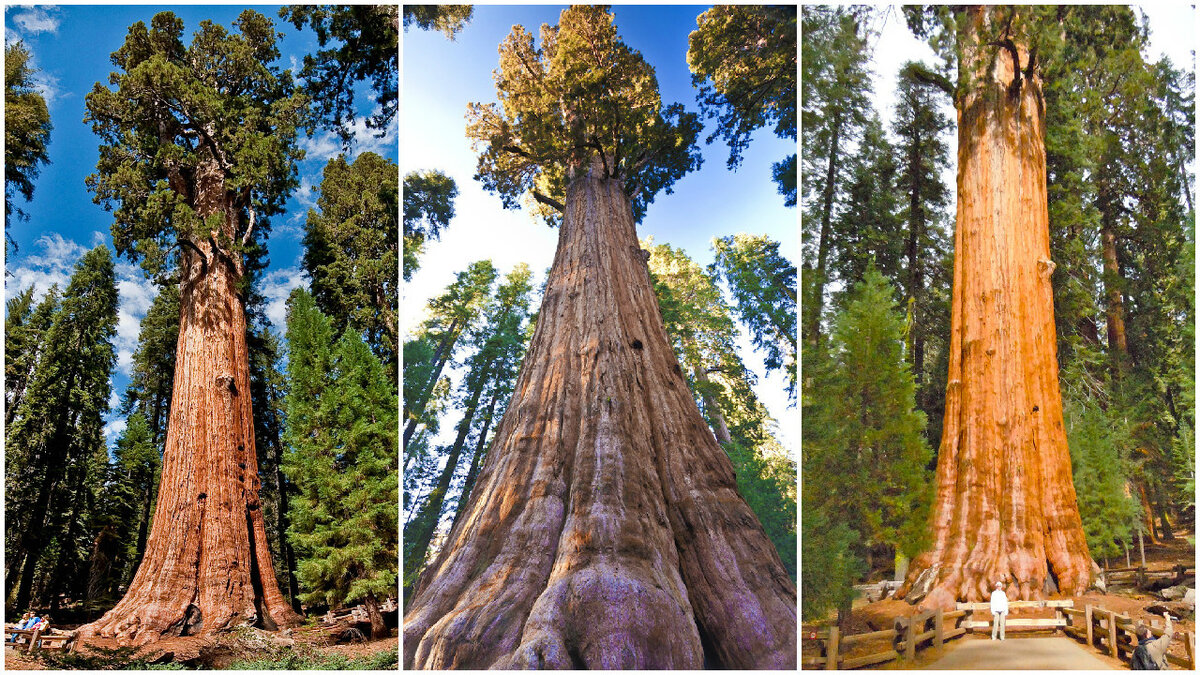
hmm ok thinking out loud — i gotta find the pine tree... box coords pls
[5,246,118,612]
[303,152,399,380]
[80,10,305,642]
[1064,394,1139,564]
[284,289,398,638]
[403,264,533,596]
[832,114,903,290]
[687,6,797,205]
[710,234,797,398]
[280,5,399,142]
[646,239,796,577]
[5,41,53,248]
[804,266,932,592]
[402,169,458,281]
[402,260,497,448]
[6,285,59,427]
[801,6,873,348]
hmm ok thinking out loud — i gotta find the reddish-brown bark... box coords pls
[78,159,300,645]
[403,165,796,669]
[899,8,1094,610]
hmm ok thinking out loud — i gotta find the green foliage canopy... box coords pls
[687,5,797,205]
[281,5,398,143]
[5,41,53,239]
[466,5,702,226]
[85,10,307,278]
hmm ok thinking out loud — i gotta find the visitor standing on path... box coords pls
[1131,613,1174,669]
[990,580,1009,640]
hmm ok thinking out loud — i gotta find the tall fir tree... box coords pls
[5,41,53,249]
[710,234,797,398]
[284,289,398,638]
[5,246,119,612]
[803,266,932,621]
[402,169,458,281]
[304,152,399,380]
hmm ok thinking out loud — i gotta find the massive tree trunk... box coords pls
[78,159,299,645]
[404,163,796,669]
[898,9,1093,610]
[403,359,494,598]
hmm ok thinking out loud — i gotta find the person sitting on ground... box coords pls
[990,580,1009,641]
[1132,613,1174,670]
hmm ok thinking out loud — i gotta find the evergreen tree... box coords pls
[800,502,861,622]
[6,285,59,427]
[404,264,534,595]
[832,114,903,290]
[281,5,399,142]
[81,9,306,641]
[801,5,873,348]
[803,266,932,590]
[710,234,797,397]
[646,239,795,577]
[1064,394,1139,565]
[402,260,497,448]
[5,246,118,612]
[303,152,399,379]
[403,5,473,40]
[5,41,53,248]
[402,169,458,281]
[284,289,398,638]
[687,5,797,205]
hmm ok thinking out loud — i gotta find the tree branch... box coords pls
[533,191,564,212]
[905,63,955,98]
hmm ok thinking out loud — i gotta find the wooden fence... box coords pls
[1062,604,1196,669]
[955,599,1073,632]
[1100,564,1194,590]
[802,608,967,670]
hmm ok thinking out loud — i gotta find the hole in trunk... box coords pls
[1032,405,1040,412]
[197,492,207,501]
[673,363,681,375]
[694,619,722,668]
[630,339,643,350]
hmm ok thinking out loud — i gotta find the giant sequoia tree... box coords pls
[895,6,1094,609]
[78,11,305,643]
[404,7,795,669]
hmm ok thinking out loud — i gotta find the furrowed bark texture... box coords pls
[404,167,797,669]
[899,9,1093,610]
[78,160,300,645]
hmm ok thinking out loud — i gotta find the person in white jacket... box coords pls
[990,581,1009,640]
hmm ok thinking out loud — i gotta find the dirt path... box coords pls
[920,635,1119,670]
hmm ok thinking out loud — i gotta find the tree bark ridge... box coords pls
[404,166,795,669]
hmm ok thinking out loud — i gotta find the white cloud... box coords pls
[300,105,399,165]
[5,232,87,300]
[11,6,59,36]
[258,266,309,334]
[114,261,158,376]
[103,418,127,446]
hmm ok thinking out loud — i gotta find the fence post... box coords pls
[1085,605,1093,648]
[1108,610,1119,659]
[906,614,917,661]
[826,625,839,670]
[935,607,944,648]
[1185,631,1195,670]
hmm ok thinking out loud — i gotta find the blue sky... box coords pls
[403,5,800,461]
[4,5,398,446]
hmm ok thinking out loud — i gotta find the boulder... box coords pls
[1160,585,1188,601]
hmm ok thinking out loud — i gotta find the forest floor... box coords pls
[802,529,1195,670]
[4,621,398,670]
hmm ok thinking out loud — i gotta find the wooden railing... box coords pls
[1062,604,1196,670]
[802,608,968,669]
[955,599,1073,632]
[1100,564,1194,590]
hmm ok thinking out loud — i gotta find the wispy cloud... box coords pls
[258,266,309,334]
[103,417,127,446]
[10,6,60,37]
[114,261,158,376]
[5,232,88,300]
[299,105,399,165]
